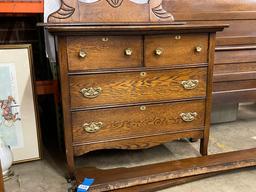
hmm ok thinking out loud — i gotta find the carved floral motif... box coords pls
[47,0,174,23]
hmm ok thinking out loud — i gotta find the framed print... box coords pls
[0,44,41,163]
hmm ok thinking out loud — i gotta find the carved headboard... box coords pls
[47,0,174,23]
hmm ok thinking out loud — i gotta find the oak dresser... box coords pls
[45,0,227,189]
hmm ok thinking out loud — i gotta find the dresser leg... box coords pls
[200,138,208,156]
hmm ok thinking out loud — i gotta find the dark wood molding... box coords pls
[35,80,60,104]
[213,89,256,104]
[213,72,256,82]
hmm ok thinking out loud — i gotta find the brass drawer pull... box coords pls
[175,35,181,40]
[180,112,198,122]
[124,48,133,56]
[140,106,146,111]
[195,46,202,53]
[181,80,199,90]
[79,50,87,58]
[80,87,102,99]
[102,37,109,42]
[83,122,103,133]
[155,48,163,56]
[140,72,147,77]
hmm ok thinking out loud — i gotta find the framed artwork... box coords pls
[0,45,41,163]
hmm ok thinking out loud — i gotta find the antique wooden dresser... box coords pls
[45,0,227,190]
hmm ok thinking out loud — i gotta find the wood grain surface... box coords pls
[67,36,143,71]
[75,148,256,192]
[70,67,207,108]
[145,33,208,66]
[72,100,205,145]
[215,49,256,64]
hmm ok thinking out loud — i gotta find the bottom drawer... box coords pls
[72,100,205,145]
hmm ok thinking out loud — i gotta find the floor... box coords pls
[4,103,256,192]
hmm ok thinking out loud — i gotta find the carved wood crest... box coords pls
[47,0,174,23]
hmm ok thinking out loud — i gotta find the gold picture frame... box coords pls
[0,44,41,163]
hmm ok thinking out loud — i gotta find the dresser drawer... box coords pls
[67,36,143,71]
[144,33,208,66]
[69,67,207,108]
[72,100,205,144]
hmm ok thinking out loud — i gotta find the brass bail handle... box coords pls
[83,122,103,133]
[80,87,102,99]
[181,80,199,90]
[180,112,198,122]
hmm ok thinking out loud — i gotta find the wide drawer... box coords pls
[69,67,207,109]
[144,33,208,66]
[72,100,205,144]
[67,36,143,71]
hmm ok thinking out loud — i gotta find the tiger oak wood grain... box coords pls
[72,100,205,145]
[145,33,208,66]
[67,36,143,71]
[70,67,207,108]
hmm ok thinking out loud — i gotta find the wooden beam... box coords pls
[213,89,256,104]
[75,149,256,192]
[0,2,44,13]
[117,172,221,192]
[35,80,59,104]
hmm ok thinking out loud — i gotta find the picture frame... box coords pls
[0,44,41,163]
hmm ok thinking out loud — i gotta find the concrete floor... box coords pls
[4,103,256,192]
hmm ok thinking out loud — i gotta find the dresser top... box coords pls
[41,23,228,35]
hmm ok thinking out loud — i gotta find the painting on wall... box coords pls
[0,45,41,163]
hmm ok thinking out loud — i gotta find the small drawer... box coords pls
[69,67,207,109]
[72,100,205,144]
[67,36,143,71]
[144,33,208,66]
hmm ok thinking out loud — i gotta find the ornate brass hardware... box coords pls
[79,50,87,58]
[155,48,163,56]
[140,106,146,111]
[124,48,133,56]
[175,35,181,40]
[140,72,147,77]
[180,112,198,122]
[83,122,103,133]
[195,46,202,53]
[181,80,199,90]
[80,87,102,99]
